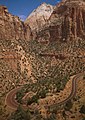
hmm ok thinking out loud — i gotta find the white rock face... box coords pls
[25,3,54,31]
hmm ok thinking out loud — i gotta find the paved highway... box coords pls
[5,72,85,110]
[47,72,85,108]
[5,87,21,110]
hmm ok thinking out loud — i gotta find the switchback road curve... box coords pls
[5,72,85,110]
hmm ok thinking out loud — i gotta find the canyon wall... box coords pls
[0,6,32,40]
[37,0,85,42]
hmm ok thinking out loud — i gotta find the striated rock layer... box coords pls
[37,0,85,42]
[0,6,32,40]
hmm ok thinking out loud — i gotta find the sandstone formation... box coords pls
[24,3,54,31]
[37,0,85,42]
[0,6,32,40]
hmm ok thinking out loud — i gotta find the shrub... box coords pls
[64,100,73,111]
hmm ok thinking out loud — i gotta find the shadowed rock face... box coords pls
[37,0,85,42]
[57,0,85,40]
[0,6,32,40]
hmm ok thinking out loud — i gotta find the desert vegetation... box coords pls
[0,36,85,120]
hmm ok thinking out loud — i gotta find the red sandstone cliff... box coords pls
[0,6,32,40]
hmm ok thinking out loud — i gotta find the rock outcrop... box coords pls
[37,0,85,42]
[0,6,32,40]
[24,3,54,31]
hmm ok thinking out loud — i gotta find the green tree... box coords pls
[27,94,39,105]
[16,89,25,103]
[64,100,73,111]
[47,113,56,120]
[80,105,85,114]
[9,105,30,120]
[38,90,47,98]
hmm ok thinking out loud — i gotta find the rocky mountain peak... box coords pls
[24,3,54,31]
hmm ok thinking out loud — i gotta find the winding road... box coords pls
[5,87,21,110]
[5,72,85,110]
[48,72,84,108]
